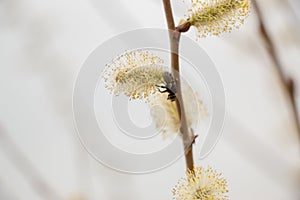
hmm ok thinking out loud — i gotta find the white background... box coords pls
[0,0,300,199]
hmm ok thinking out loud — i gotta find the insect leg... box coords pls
[157,88,168,93]
[155,84,167,89]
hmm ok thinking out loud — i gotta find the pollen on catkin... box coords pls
[185,0,250,38]
[173,166,229,200]
[148,83,207,138]
[102,50,167,100]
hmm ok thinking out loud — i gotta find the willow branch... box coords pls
[253,1,300,140]
[162,0,194,172]
[162,0,175,30]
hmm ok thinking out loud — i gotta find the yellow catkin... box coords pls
[173,166,229,200]
[148,83,207,138]
[186,0,251,38]
[103,50,166,100]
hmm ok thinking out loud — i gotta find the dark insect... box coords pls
[156,71,177,102]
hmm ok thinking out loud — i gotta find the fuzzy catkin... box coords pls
[186,0,251,38]
[173,166,229,200]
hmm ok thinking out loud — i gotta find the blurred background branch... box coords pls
[0,126,62,200]
[253,0,300,142]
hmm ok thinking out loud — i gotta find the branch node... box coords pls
[176,21,191,33]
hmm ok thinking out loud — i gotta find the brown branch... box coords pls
[162,0,175,31]
[162,0,194,172]
[253,1,300,141]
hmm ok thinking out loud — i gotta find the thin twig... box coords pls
[0,126,62,200]
[253,0,300,141]
[162,0,195,172]
[162,0,175,31]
